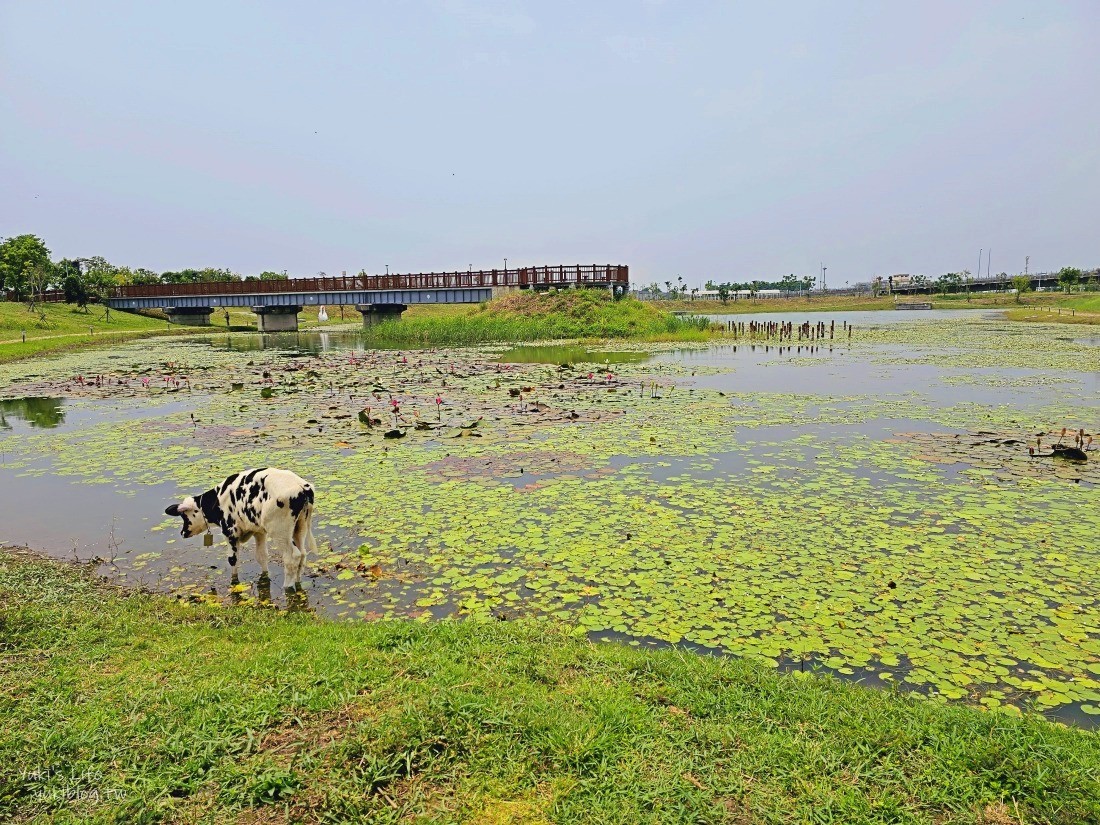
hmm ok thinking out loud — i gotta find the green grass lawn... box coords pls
[2,549,1097,824]
[0,301,173,364]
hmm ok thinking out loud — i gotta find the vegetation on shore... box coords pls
[2,548,1098,824]
[0,302,171,363]
[652,291,1100,323]
[360,289,712,346]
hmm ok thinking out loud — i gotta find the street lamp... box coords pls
[385,264,389,276]
[504,258,508,272]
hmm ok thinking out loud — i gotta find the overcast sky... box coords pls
[2,1,1097,286]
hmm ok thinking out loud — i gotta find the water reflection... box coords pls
[213,331,363,355]
[0,397,66,429]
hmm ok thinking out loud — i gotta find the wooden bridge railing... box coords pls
[110,265,629,299]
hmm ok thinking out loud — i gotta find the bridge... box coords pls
[883,269,1098,295]
[105,264,629,331]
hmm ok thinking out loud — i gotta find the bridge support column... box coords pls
[252,305,301,333]
[166,306,214,326]
[355,303,407,327]
[490,285,521,301]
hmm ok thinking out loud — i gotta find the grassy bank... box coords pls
[1002,295,1100,326]
[361,290,711,346]
[654,291,1100,320]
[0,301,171,363]
[2,550,1098,823]
[0,302,372,364]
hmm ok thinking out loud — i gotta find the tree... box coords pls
[717,283,730,304]
[800,275,814,294]
[0,234,51,299]
[24,264,53,315]
[1010,275,1031,304]
[664,280,672,296]
[259,270,287,281]
[1058,267,1082,293]
[57,259,90,309]
[82,256,121,301]
[780,274,797,295]
[936,272,961,295]
[131,268,161,285]
[704,280,716,290]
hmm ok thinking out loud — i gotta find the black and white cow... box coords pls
[164,468,317,592]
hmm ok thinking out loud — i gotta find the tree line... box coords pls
[0,234,288,307]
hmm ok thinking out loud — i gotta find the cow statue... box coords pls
[164,468,317,593]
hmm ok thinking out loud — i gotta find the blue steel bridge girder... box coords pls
[106,288,493,311]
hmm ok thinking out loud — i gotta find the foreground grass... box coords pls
[1,551,1098,824]
[361,291,711,347]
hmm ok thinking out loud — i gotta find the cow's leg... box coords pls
[277,523,298,593]
[254,531,270,578]
[292,516,311,585]
[226,535,241,582]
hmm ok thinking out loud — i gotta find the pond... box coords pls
[1,312,1098,725]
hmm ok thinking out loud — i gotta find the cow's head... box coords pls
[164,495,211,538]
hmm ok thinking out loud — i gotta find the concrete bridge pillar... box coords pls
[490,285,521,301]
[355,303,407,327]
[166,306,214,326]
[252,305,302,333]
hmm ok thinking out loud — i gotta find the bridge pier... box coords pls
[252,305,301,333]
[166,306,214,326]
[356,303,407,327]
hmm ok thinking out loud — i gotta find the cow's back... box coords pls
[217,467,313,535]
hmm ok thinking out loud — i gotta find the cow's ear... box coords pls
[165,503,180,517]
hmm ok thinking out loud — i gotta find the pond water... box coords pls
[1,312,1098,725]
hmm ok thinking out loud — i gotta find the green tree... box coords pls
[1057,267,1082,293]
[800,275,814,294]
[1010,275,1031,304]
[258,270,287,281]
[716,283,730,304]
[56,259,89,309]
[936,272,961,295]
[131,268,161,285]
[82,256,121,301]
[0,234,51,299]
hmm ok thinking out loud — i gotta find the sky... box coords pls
[1,1,1097,288]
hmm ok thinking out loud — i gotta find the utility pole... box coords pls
[977,249,982,286]
[820,263,827,291]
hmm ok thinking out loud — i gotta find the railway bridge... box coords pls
[106,264,629,331]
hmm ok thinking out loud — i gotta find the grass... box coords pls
[0,302,375,364]
[2,549,1099,824]
[1002,294,1100,325]
[0,301,172,363]
[655,290,1100,321]
[360,290,712,347]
